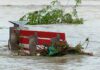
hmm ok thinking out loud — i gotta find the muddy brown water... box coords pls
[0,0,100,70]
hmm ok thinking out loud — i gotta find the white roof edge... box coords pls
[9,21,28,26]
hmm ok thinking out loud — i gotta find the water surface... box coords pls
[0,0,100,70]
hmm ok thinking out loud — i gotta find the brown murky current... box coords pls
[0,0,100,70]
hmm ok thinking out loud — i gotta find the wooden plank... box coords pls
[9,27,20,52]
[29,35,37,55]
[19,30,65,40]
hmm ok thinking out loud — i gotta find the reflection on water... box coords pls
[0,0,100,70]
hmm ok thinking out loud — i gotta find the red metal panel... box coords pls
[19,38,29,44]
[38,39,51,45]
[19,38,51,45]
[19,30,65,40]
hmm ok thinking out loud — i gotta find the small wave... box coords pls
[0,27,9,29]
[0,40,7,42]
[0,4,100,8]
[0,27,3,29]
[0,4,45,7]
[90,41,100,44]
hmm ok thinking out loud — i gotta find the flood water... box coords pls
[0,0,100,70]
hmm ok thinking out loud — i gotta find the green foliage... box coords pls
[19,0,83,25]
[72,18,83,24]
[75,0,82,6]
[63,13,73,23]
[73,0,82,17]
[40,9,63,24]
[51,0,58,6]
[19,9,64,25]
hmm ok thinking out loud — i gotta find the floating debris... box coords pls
[19,0,83,25]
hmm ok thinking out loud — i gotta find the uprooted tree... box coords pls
[19,0,83,25]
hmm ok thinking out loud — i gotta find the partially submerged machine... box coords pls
[8,21,93,56]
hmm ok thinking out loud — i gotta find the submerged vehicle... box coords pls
[8,21,93,56]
